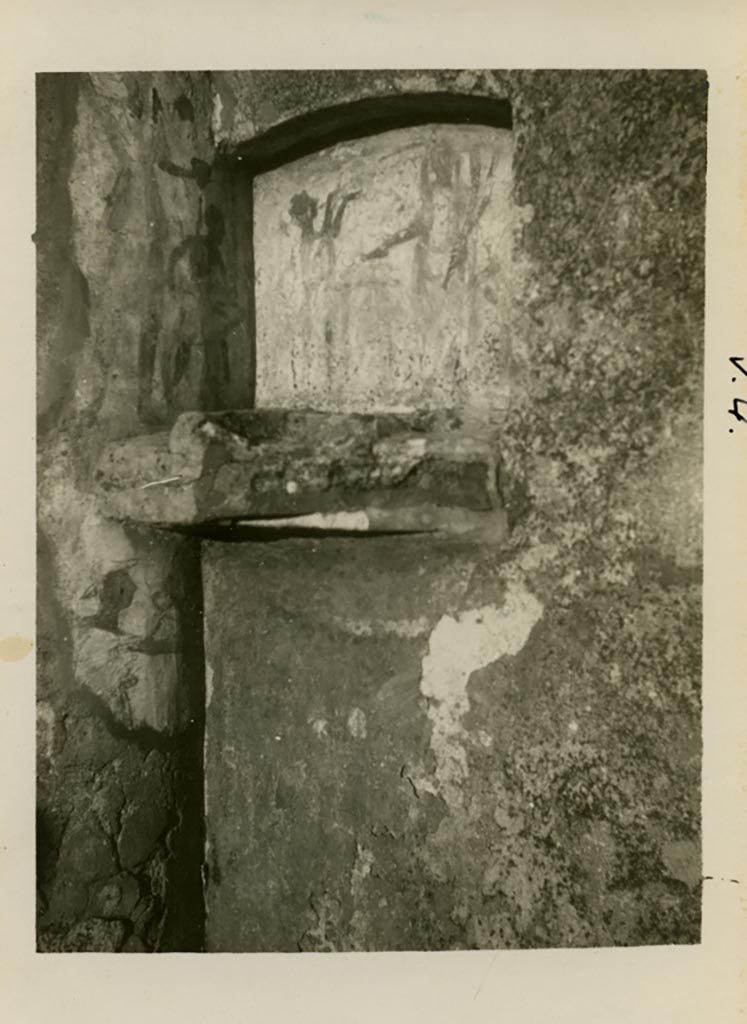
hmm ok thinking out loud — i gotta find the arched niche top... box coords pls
[220,92,513,173]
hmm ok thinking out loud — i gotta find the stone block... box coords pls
[38,917,127,953]
[88,872,142,918]
[56,813,118,884]
[96,409,507,540]
[117,761,172,870]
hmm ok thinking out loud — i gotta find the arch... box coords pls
[220,92,512,173]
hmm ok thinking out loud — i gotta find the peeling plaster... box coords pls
[346,707,367,739]
[310,717,329,739]
[205,663,214,708]
[334,615,431,638]
[419,579,543,808]
[241,511,370,531]
[349,841,375,948]
[210,90,224,140]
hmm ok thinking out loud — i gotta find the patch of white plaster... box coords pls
[334,615,431,638]
[210,89,224,140]
[310,717,329,739]
[239,511,370,531]
[419,579,543,809]
[346,707,367,739]
[79,511,136,579]
[403,764,439,800]
[36,701,58,758]
[381,436,427,459]
[349,842,376,950]
[351,842,374,887]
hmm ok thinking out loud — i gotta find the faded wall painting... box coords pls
[255,124,514,415]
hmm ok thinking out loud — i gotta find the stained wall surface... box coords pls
[204,539,545,951]
[205,69,705,949]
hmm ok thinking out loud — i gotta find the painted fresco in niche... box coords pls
[254,124,514,416]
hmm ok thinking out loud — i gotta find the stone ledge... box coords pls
[96,409,508,540]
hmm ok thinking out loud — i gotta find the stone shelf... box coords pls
[96,409,508,541]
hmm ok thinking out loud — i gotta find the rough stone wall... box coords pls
[36,72,233,951]
[205,69,705,947]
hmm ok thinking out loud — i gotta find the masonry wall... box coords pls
[37,70,706,951]
[36,72,229,952]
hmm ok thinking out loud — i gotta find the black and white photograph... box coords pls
[34,66,709,954]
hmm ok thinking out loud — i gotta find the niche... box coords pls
[98,94,520,951]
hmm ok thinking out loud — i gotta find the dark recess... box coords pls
[217,92,513,173]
